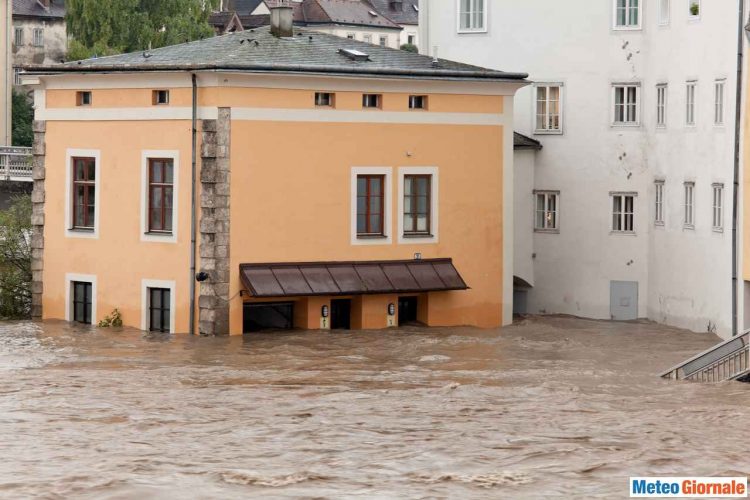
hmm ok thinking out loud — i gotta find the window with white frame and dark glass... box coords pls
[152,90,169,105]
[76,91,92,106]
[148,159,174,233]
[613,85,639,125]
[409,95,427,110]
[535,191,559,231]
[357,175,385,236]
[362,94,381,109]
[32,28,43,47]
[612,193,635,233]
[13,68,22,86]
[14,27,23,46]
[654,181,664,225]
[614,0,640,28]
[148,288,171,332]
[72,281,92,324]
[684,182,695,228]
[403,175,431,235]
[379,36,387,47]
[458,0,486,32]
[714,80,725,125]
[686,82,696,125]
[656,84,667,127]
[72,157,96,230]
[315,92,334,107]
[712,184,723,231]
[535,84,562,133]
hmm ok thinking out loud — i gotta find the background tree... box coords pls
[66,0,219,60]
[11,90,34,148]
[0,196,32,319]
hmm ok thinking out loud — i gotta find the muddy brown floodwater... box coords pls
[0,316,748,499]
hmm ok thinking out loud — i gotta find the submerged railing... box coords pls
[0,147,33,181]
[661,329,750,382]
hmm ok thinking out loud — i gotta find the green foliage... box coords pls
[98,309,123,328]
[690,2,700,15]
[65,0,219,60]
[400,43,418,53]
[0,196,32,319]
[11,90,33,148]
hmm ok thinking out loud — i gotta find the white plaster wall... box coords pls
[398,24,418,48]
[315,25,402,48]
[421,0,738,337]
[514,150,535,287]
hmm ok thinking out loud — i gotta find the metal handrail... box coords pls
[660,328,750,380]
[684,344,750,382]
[0,147,32,181]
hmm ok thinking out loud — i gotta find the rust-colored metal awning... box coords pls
[240,259,468,298]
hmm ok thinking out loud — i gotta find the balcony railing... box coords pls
[0,147,33,182]
[661,329,750,382]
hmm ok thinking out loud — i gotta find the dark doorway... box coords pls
[398,296,418,326]
[243,302,294,333]
[330,299,351,330]
[72,281,92,324]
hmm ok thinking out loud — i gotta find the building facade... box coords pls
[12,0,66,88]
[1,0,11,145]
[25,17,525,334]
[421,0,743,338]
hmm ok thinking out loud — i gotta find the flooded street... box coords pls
[0,316,748,499]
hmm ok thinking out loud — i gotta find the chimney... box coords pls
[270,3,294,38]
[38,0,50,8]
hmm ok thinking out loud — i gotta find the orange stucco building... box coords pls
[25,10,527,335]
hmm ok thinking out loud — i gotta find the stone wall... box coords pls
[30,120,45,318]
[198,108,231,335]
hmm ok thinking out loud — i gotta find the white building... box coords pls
[421,0,743,338]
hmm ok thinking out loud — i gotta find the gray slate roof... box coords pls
[26,26,528,82]
[513,132,542,151]
[366,0,418,25]
[13,0,65,19]
[225,0,265,14]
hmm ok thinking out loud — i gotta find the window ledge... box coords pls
[357,234,387,240]
[610,231,637,236]
[533,129,563,136]
[403,233,434,238]
[534,228,560,234]
[612,25,642,31]
[69,227,94,232]
[457,28,488,34]
[683,224,695,230]
[611,123,641,128]
[713,227,724,233]
[654,221,665,227]
[145,231,173,236]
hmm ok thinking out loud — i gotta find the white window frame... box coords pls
[379,35,387,47]
[363,34,372,44]
[533,83,564,135]
[611,192,637,234]
[684,182,695,228]
[141,279,176,333]
[655,180,665,225]
[351,167,392,246]
[13,68,22,86]
[712,183,724,232]
[612,83,641,126]
[686,81,697,126]
[65,148,101,239]
[32,28,43,47]
[141,150,179,243]
[613,0,642,30]
[714,79,725,126]
[658,0,670,25]
[457,0,487,33]
[688,0,700,20]
[65,273,97,325]
[13,27,23,46]
[397,166,438,244]
[656,84,667,128]
[534,190,560,233]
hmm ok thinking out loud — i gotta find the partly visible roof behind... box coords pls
[513,132,543,151]
[302,0,401,29]
[26,26,528,82]
[366,0,418,26]
[225,0,265,14]
[13,0,65,19]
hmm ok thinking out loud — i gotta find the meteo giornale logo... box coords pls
[630,477,747,498]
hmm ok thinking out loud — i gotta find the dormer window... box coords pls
[152,90,170,105]
[76,91,92,106]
